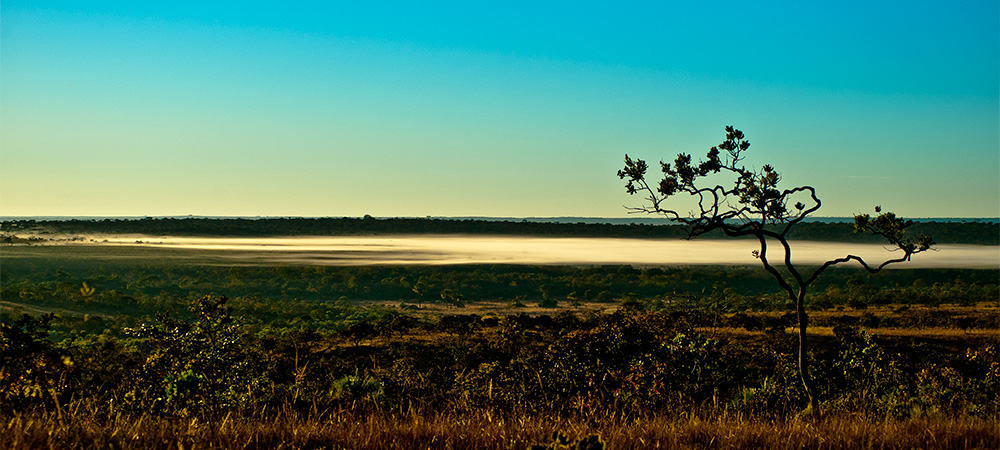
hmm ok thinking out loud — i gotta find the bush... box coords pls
[0,313,73,410]
[127,295,264,417]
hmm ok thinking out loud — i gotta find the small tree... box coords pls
[131,295,256,418]
[618,126,933,412]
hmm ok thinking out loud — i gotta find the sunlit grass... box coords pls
[857,327,1000,338]
[5,407,998,450]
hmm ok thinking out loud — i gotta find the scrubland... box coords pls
[2,241,998,449]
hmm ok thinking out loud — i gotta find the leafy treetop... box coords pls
[618,125,933,269]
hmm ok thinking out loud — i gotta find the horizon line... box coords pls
[2,215,997,222]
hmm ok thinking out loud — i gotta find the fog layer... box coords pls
[94,236,1000,268]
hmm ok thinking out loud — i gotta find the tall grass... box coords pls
[5,406,998,450]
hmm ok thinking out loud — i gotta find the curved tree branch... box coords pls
[754,234,796,301]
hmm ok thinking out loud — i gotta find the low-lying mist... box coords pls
[90,235,999,268]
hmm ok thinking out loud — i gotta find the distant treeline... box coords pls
[2,216,997,245]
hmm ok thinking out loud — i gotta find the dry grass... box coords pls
[608,415,1000,450]
[853,327,1000,338]
[359,298,618,319]
[700,326,1000,339]
[699,303,1000,340]
[5,407,998,450]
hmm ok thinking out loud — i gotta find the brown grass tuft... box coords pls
[4,407,998,450]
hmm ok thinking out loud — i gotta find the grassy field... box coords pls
[4,302,997,449]
[2,240,998,449]
[5,408,999,449]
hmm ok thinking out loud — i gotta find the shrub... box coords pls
[0,313,73,410]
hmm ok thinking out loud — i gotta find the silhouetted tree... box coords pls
[440,288,465,308]
[618,125,934,413]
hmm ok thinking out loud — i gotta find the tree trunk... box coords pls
[796,291,820,414]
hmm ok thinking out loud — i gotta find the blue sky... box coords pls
[2,1,997,218]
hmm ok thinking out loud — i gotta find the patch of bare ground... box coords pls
[357,299,619,319]
[701,326,1000,339]
[0,300,115,319]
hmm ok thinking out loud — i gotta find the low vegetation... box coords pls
[2,247,999,448]
[3,297,999,449]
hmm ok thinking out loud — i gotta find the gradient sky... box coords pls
[2,1,997,218]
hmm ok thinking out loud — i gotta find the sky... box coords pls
[1,1,998,219]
